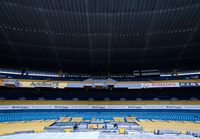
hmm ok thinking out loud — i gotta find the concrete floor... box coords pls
[0,132,197,139]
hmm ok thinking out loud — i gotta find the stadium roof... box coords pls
[0,0,200,73]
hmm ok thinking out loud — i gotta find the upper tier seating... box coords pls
[0,111,200,122]
[0,112,66,122]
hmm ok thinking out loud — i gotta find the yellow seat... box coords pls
[98,124,105,129]
[118,128,126,134]
[88,124,98,129]
[114,117,124,122]
[137,120,200,132]
[71,117,83,122]
[58,117,71,122]
[64,128,73,132]
[0,120,55,135]
[35,129,44,133]
[126,117,136,122]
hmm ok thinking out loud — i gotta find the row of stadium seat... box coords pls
[137,120,200,132]
[64,112,200,121]
[58,117,72,122]
[58,116,136,123]
[0,112,66,122]
[114,117,125,122]
[0,111,200,122]
[0,120,55,135]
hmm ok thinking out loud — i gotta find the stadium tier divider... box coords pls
[0,100,200,105]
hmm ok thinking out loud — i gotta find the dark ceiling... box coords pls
[0,0,200,73]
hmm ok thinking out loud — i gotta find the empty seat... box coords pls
[0,120,55,135]
[137,120,200,132]
[71,117,83,122]
[114,117,124,122]
[58,117,71,122]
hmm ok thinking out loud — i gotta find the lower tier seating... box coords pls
[0,120,55,135]
[137,120,200,132]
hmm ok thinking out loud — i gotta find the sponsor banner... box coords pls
[1,105,200,110]
[20,81,33,88]
[3,79,21,87]
[179,82,200,87]
[128,84,143,89]
[114,84,142,89]
[142,82,180,88]
[30,82,59,88]
[58,82,67,88]
[20,81,63,88]
[2,79,200,89]
[67,83,83,88]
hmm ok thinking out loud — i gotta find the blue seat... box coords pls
[0,111,200,122]
[0,112,66,122]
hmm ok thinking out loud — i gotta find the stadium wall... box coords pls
[0,100,200,105]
